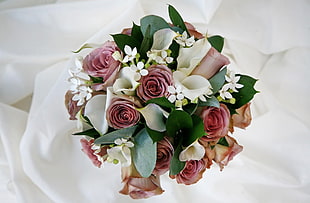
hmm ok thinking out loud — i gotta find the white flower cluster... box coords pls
[68,56,93,106]
[219,69,244,101]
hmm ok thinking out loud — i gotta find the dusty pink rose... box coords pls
[65,91,82,120]
[136,64,173,102]
[170,159,206,185]
[199,103,231,142]
[153,137,174,176]
[82,41,121,91]
[106,96,142,129]
[120,165,164,199]
[80,138,107,168]
[231,103,252,131]
[191,47,230,79]
[213,135,243,171]
[184,22,204,39]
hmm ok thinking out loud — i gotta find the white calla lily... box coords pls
[177,38,211,76]
[179,140,205,161]
[173,71,212,101]
[136,103,167,132]
[113,67,140,95]
[151,28,178,51]
[84,87,114,135]
[107,145,132,167]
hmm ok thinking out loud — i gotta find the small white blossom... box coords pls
[123,45,137,63]
[154,50,173,64]
[107,137,134,167]
[130,61,148,81]
[72,85,93,106]
[167,85,185,103]
[114,138,134,148]
[219,85,232,100]
[175,31,195,47]
[225,69,244,92]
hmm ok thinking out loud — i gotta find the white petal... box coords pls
[136,103,167,132]
[140,69,148,76]
[179,141,205,161]
[168,86,176,94]
[177,38,212,76]
[84,93,110,135]
[137,61,144,70]
[113,67,140,95]
[107,146,131,167]
[151,28,178,51]
[124,45,132,55]
[168,95,176,103]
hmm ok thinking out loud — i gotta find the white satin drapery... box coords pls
[1,0,310,202]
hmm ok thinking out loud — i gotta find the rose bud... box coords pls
[153,137,174,176]
[231,103,252,130]
[65,90,82,120]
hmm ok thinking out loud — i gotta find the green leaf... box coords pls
[166,110,193,137]
[111,34,140,53]
[217,137,229,147]
[209,67,227,93]
[168,41,180,70]
[145,125,164,143]
[131,22,143,42]
[183,103,198,115]
[132,128,157,177]
[198,95,220,108]
[89,76,103,84]
[139,25,153,59]
[168,5,188,35]
[228,74,259,110]
[94,125,138,145]
[146,96,175,109]
[208,35,224,52]
[73,128,101,139]
[183,115,206,146]
[169,140,185,175]
[140,15,171,37]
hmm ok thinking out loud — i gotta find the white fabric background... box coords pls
[0,0,309,202]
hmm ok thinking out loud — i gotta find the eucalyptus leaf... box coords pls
[168,5,188,35]
[198,95,220,108]
[169,140,185,175]
[73,128,101,139]
[209,67,227,93]
[132,128,157,177]
[140,15,171,37]
[166,110,193,137]
[94,125,138,145]
[208,35,224,52]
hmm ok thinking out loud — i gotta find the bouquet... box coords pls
[65,5,258,199]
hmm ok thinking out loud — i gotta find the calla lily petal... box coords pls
[173,71,212,101]
[113,67,140,95]
[136,103,166,132]
[179,140,205,161]
[151,28,177,51]
[177,38,211,76]
[84,88,114,135]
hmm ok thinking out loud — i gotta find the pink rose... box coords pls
[213,135,243,171]
[136,65,173,102]
[184,22,204,39]
[231,103,252,131]
[65,91,82,120]
[153,137,174,176]
[120,165,164,199]
[170,159,206,185]
[106,96,142,129]
[199,103,230,142]
[82,41,121,91]
[191,47,230,79]
[80,138,108,168]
